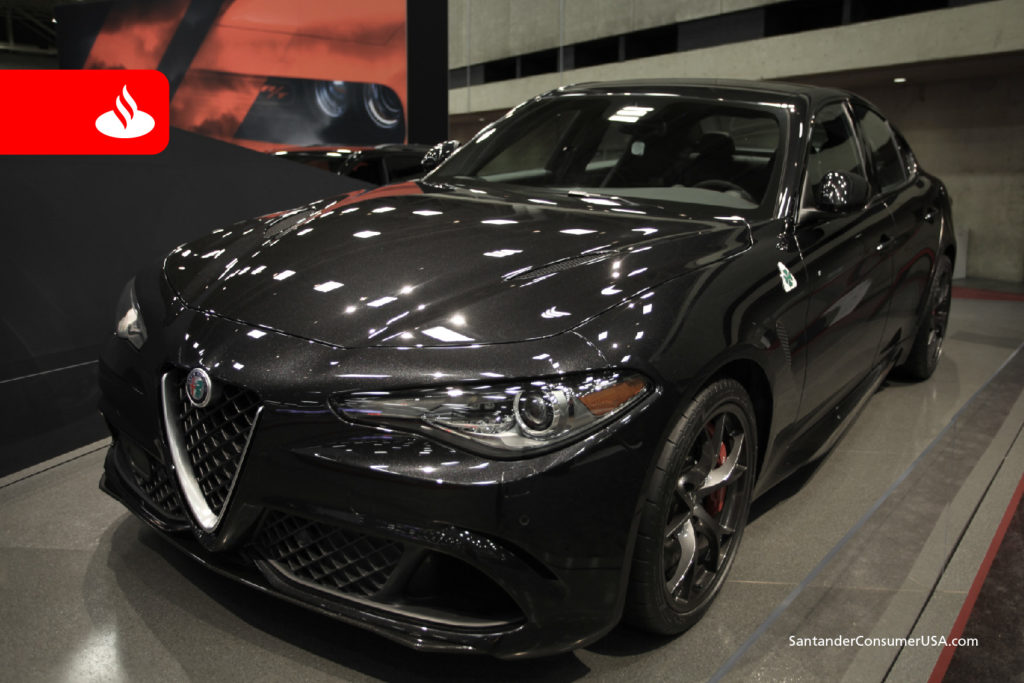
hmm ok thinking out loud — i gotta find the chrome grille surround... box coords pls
[161,371,262,532]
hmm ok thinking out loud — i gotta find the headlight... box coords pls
[114,278,147,350]
[333,371,650,458]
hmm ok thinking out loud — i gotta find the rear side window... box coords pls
[803,102,864,204]
[852,104,907,193]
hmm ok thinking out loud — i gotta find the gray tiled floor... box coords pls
[2,296,1023,682]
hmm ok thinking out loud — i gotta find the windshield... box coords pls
[431,94,787,214]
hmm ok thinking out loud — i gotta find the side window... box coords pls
[803,102,864,206]
[852,104,907,192]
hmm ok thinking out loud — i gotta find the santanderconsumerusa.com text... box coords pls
[788,635,978,648]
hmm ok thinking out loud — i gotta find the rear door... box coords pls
[851,102,939,355]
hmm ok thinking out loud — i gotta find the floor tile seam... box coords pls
[886,429,1024,682]
[0,359,97,385]
[0,543,102,554]
[805,391,1024,675]
[797,584,933,594]
[0,441,110,492]
[805,353,1024,578]
[945,337,1024,348]
[707,340,1024,683]
[727,579,801,587]
[880,422,1024,680]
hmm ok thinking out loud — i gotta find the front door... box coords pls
[794,101,894,424]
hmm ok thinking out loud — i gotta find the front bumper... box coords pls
[96,294,665,658]
[100,448,521,655]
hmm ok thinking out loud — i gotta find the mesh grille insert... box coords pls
[122,441,186,521]
[253,511,405,598]
[176,376,260,516]
[133,461,185,519]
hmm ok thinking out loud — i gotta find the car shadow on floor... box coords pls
[748,455,827,525]
[746,372,922,526]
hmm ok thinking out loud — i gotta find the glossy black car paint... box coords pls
[98,80,954,658]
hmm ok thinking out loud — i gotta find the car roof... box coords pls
[556,78,852,109]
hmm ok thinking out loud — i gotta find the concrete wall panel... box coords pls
[633,0,722,31]
[860,77,1024,282]
[563,0,626,45]
[450,0,783,68]
[451,1,1024,99]
[510,0,563,56]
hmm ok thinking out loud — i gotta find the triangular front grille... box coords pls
[162,371,262,532]
[177,380,261,515]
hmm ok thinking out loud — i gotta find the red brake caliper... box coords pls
[704,423,727,516]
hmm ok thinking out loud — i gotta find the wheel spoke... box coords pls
[697,439,717,479]
[933,277,951,333]
[665,517,697,595]
[691,505,735,571]
[930,283,950,360]
[710,415,726,462]
[665,510,691,540]
[677,466,705,496]
[695,414,727,478]
[700,432,746,494]
[701,463,747,497]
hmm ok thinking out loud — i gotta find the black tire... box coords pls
[625,379,756,634]
[898,255,952,381]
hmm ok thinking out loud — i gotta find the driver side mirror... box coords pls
[421,140,460,170]
[814,171,869,213]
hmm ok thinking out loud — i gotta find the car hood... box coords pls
[164,182,752,348]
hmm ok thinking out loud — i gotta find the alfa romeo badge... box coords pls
[185,367,213,408]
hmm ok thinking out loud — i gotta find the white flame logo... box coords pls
[95,85,155,139]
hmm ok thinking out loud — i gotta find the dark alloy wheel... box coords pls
[626,379,756,634]
[899,255,952,381]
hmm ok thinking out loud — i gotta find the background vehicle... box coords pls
[273,144,431,185]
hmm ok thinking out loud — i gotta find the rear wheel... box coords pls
[625,379,756,634]
[898,255,952,381]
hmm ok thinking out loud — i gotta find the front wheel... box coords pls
[625,379,756,634]
[898,255,952,381]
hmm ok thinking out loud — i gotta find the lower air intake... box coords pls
[252,511,405,598]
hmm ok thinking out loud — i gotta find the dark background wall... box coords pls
[0,0,449,476]
[0,130,365,476]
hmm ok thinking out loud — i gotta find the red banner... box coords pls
[0,70,169,155]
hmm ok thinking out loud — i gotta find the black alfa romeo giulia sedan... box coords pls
[99,79,954,658]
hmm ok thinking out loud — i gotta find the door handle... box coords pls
[876,234,892,252]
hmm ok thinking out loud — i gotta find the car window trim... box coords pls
[892,127,920,182]
[794,97,869,223]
